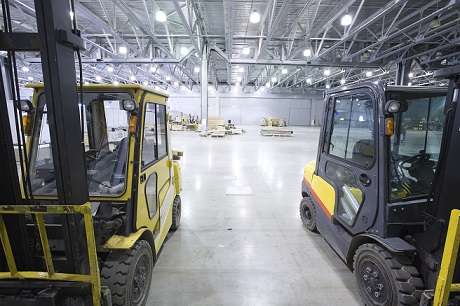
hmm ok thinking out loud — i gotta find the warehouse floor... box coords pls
[148,126,362,306]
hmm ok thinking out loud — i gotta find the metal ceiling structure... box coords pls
[4,0,460,92]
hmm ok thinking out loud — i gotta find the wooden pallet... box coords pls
[260,127,293,137]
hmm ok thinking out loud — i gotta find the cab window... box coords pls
[326,93,375,168]
[141,102,168,168]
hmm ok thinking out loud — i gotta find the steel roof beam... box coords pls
[172,0,201,55]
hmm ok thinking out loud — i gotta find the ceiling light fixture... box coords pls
[27,76,33,81]
[180,47,189,55]
[150,66,156,72]
[282,68,288,74]
[271,77,277,83]
[142,81,148,86]
[408,72,414,78]
[84,81,89,85]
[156,10,167,22]
[303,49,311,57]
[114,81,119,85]
[242,47,250,55]
[326,84,331,89]
[324,69,331,76]
[95,76,102,81]
[174,81,179,86]
[250,10,261,23]
[340,79,346,85]
[265,82,270,88]
[22,66,30,72]
[107,66,114,73]
[236,76,242,82]
[430,16,441,29]
[166,76,171,81]
[130,75,136,81]
[341,14,352,26]
[306,78,312,84]
[408,82,412,86]
[366,71,373,77]
[119,46,127,54]
[194,66,200,73]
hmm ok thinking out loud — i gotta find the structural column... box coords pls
[201,45,209,130]
[396,59,412,86]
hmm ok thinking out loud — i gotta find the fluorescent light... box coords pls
[282,68,288,74]
[306,78,312,84]
[408,72,413,78]
[107,66,114,73]
[180,47,188,55]
[143,81,148,86]
[95,76,102,81]
[130,75,136,81]
[194,66,200,73]
[242,47,250,55]
[303,49,311,57]
[156,10,167,22]
[271,77,277,82]
[119,46,127,54]
[114,81,119,85]
[238,67,244,72]
[22,66,29,72]
[324,69,331,76]
[340,79,346,85]
[236,76,242,82]
[27,76,33,81]
[341,14,352,26]
[366,71,373,77]
[249,10,261,23]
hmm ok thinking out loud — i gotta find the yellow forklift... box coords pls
[300,66,460,305]
[0,0,182,305]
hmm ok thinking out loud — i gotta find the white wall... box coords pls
[167,87,324,126]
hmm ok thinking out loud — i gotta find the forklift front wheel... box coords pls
[101,240,154,306]
[300,197,317,232]
[354,243,423,306]
[170,195,181,230]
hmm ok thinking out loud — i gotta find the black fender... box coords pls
[346,234,417,268]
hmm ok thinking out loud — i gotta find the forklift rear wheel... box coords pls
[101,240,154,306]
[170,195,181,230]
[300,197,317,232]
[354,243,423,306]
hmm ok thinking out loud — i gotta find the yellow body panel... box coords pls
[303,160,336,218]
[173,161,182,195]
[104,228,151,250]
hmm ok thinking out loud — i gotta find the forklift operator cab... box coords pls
[301,81,447,305]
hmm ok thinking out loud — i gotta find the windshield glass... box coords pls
[29,91,133,197]
[389,91,446,201]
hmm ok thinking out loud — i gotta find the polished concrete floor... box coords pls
[148,126,362,306]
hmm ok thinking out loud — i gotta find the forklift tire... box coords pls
[170,195,181,230]
[101,240,153,306]
[300,197,317,232]
[353,243,423,306]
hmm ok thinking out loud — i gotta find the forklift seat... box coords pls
[351,139,374,167]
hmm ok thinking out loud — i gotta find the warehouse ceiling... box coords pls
[5,0,460,92]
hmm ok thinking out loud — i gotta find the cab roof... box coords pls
[25,83,169,98]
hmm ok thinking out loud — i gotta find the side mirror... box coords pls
[385,100,408,114]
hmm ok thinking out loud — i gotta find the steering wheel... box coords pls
[399,151,431,171]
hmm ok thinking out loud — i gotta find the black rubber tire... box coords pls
[299,197,317,232]
[101,240,154,306]
[353,243,424,306]
[170,195,181,230]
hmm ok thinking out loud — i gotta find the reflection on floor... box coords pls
[148,126,362,306]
